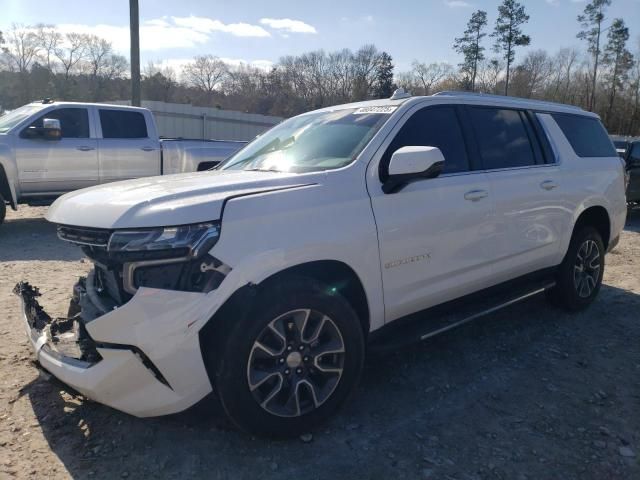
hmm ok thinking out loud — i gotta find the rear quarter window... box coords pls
[551,114,616,158]
[99,109,148,139]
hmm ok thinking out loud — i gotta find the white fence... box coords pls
[110,100,283,141]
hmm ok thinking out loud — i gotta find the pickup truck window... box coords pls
[469,107,537,170]
[551,114,616,158]
[28,108,90,138]
[0,105,46,133]
[219,108,389,173]
[380,106,469,181]
[99,110,148,139]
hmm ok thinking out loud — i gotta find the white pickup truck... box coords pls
[0,100,245,224]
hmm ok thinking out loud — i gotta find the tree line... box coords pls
[1,0,638,135]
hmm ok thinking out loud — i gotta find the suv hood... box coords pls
[46,170,315,229]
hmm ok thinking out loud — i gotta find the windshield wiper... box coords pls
[244,168,282,173]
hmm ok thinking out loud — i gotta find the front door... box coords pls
[368,105,496,322]
[15,107,98,194]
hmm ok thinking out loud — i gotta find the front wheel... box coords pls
[547,227,605,311]
[213,277,365,437]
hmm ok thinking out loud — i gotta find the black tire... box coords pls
[547,226,605,312]
[213,276,365,437]
[0,192,6,225]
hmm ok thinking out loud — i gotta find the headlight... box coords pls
[107,221,220,258]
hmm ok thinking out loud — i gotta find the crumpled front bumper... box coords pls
[14,280,214,417]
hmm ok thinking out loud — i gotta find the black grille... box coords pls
[57,225,112,247]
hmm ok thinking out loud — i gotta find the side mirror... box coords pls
[21,118,62,140]
[382,146,445,194]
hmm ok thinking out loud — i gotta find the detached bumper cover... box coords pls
[14,281,214,417]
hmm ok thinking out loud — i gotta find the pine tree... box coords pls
[577,0,611,111]
[454,10,488,92]
[602,18,634,120]
[492,0,530,96]
[373,52,395,98]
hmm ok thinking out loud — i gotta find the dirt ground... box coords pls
[1,206,639,480]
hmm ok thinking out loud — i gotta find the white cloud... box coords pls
[259,18,317,34]
[171,16,270,37]
[444,0,471,7]
[546,0,559,5]
[54,16,270,53]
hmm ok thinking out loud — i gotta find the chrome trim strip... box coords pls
[420,283,555,341]
[122,257,190,295]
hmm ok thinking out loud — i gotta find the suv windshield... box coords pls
[219,108,391,173]
[0,104,46,133]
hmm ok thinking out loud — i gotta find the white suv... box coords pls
[15,91,627,437]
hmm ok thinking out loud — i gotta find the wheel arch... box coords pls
[573,205,611,249]
[198,259,371,390]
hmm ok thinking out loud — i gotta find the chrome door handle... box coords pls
[464,189,488,202]
[140,146,155,152]
[76,146,95,151]
[540,180,558,191]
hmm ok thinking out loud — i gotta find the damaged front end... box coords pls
[14,281,101,366]
[13,221,231,416]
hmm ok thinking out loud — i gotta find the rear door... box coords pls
[96,108,160,183]
[465,106,567,282]
[15,107,98,194]
[368,104,496,322]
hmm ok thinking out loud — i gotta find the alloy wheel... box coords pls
[246,309,345,417]
[573,239,601,298]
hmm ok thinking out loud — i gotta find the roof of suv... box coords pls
[27,100,148,112]
[311,90,597,118]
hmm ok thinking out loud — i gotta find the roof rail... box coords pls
[432,91,583,111]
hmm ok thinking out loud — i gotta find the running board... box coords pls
[369,276,556,352]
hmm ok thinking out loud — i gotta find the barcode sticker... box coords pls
[353,106,398,114]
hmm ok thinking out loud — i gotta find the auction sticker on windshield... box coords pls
[353,106,398,114]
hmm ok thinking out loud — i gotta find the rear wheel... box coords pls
[0,193,6,225]
[547,227,605,311]
[213,277,365,437]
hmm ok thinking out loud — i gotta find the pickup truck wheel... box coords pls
[0,193,6,225]
[548,227,604,312]
[214,277,365,437]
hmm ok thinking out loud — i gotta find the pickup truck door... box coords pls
[96,108,160,182]
[15,107,98,194]
[465,107,567,283]
[368,105,496,322]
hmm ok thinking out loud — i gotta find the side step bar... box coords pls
[419,285,551,341]
[369,276,556,352]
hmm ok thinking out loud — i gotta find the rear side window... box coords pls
[29,108,89,138]
[381,106,469,180]
[99,110,148,139]
[551,114,616,158]
[468,108,537,170]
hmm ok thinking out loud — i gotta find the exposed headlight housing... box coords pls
[107,221,220,258]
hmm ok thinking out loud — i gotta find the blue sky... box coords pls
[2,0,639,72]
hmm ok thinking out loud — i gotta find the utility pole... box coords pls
[129,0,141,106]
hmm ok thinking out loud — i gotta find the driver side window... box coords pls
[27,108,90,139]
[380,106,470,181]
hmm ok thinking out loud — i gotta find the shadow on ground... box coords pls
[22,284,640,480]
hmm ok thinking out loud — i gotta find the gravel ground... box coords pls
[1,206,639,480]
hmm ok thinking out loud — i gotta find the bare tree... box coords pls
[34,24,61,73]
[54,32,88,80]
[182,55,228,101]
[2,24,40,73]
[411,61,453,95]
